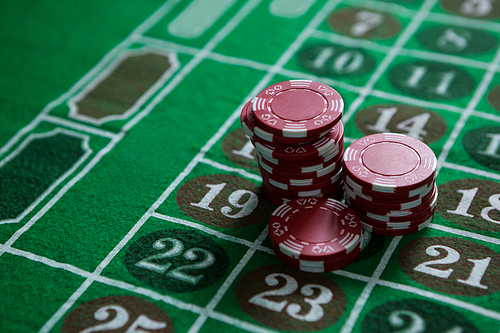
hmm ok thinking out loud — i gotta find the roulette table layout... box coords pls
[2,0,500,332]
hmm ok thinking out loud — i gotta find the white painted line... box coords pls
[343,0,415,18]
[312,29,490,70]
[474,110,500,123]
[68,49,180,125]
[3,245,92,278]
[0,134,122,254]
[0,0,183,158]
[0,129,92,225]
[269,0,316,18]
[152,213,258,248]
[428,12,500,33]
[168,0,237,39]
[377,279,500,321]
[187,226,270,333]
[436,45,500,176]
[137,35,200,55]
[339,236,402,333]
[342,0,439,124]
[38,1,264,331]
[370,89,465,114]
[210,311,279,333]
[428,223,500,245]
[442,162,500,180]
[199,157,262,182]
[42,115,117,139]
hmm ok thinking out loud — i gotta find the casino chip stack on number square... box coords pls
[343,133,438,236]
[268,197,362,273]
[240,80,345,206]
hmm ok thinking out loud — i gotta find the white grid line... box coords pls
[199,157,263,182]
[339,0,441,330]
[135,34,500,124]
[2,0,500,332]
[311,29,492,70]
[436,45,500,176]
[0,0,182,159]
[36,0,267,331]
[340,236,403,333]
[342,0,439,124]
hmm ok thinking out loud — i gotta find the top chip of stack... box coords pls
[240,80,345,205]
[343,133,438,236]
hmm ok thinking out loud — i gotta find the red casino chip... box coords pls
[347,192,438,223]
[268,198,361,262]
[344,180,435,209]
[264,176,343,198]
[252,80,343,138]
[356,206,437,230]
[360,215,434,236]
[272,239,361,273]
[258,162,341,186]
[343,133,437,193]
[345,185,437,216]
[258,150,343,176]
[344,175,435,202]
[262,183,344,206]
[254,121,344,162]
[262,167,343,192]
[246,103,329,145]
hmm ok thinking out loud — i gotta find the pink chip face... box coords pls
[343,133,437,193]
[268,197,361,262]
[252,80,343,138]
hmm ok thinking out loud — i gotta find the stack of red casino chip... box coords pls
[268,197,362,273]
[343,133,438,236]
[240,80,345,206]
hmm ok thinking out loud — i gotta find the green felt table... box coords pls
[2,0,500,332]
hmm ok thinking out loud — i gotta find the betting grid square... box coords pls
[1,0,500,332]
[11,0,496,330]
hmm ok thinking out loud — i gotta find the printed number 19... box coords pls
[191,182,258,218]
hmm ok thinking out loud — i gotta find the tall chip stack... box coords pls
[343,133,438,236]
[240,80,345,206]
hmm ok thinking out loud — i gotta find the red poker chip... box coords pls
[246,103,329,145]
[252,80,343,138]
[357,206,436,230]
[343,133,437,193]
[258,150,343,176]
[259,162,340,186]
[268,197,361,262]
[345,185,437,216]
[264,174,343,198]
[262,184,344,206]
[347,191,438,223]
[254,121,344,162]
[344,179,435,208]
[344,175,434,201]
[256,146,344,173]
[361,215,434,236]
[262,167,343,192]
[258,158,342,182]
[265,179,345,198]
[272,240,361,272]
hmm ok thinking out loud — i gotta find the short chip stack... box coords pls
[240,80,345,206]
[343,133,438,236]
[268,197,362,273]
